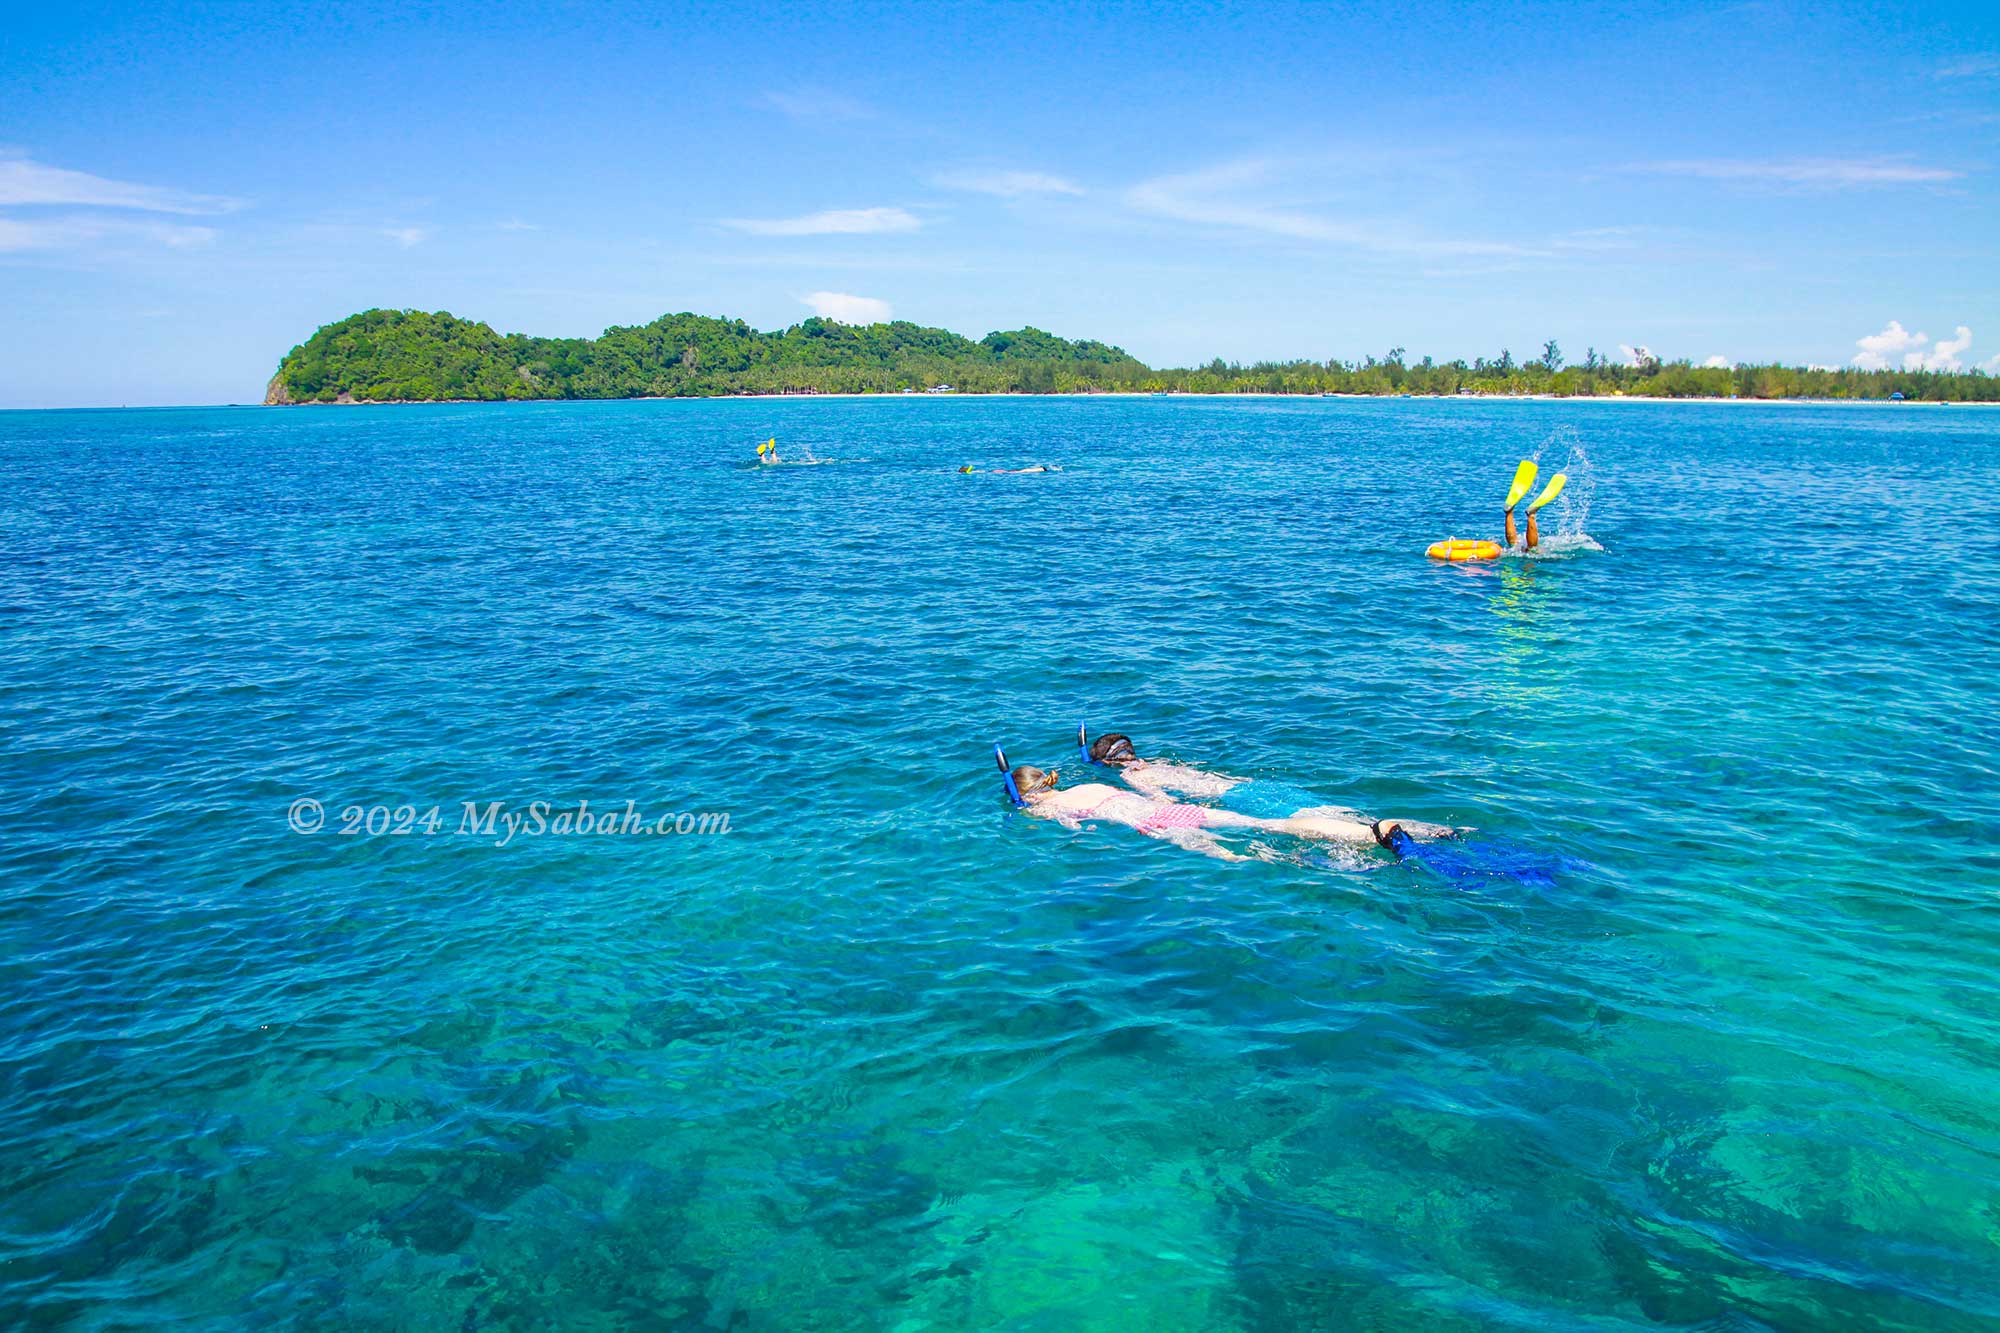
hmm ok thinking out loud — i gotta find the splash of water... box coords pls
[1528,427,1600,552]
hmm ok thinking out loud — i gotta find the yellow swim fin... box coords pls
[1503,459,1538,510]
[1527,472,1567,513]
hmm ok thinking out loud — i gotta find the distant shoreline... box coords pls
[264,391,1995,408]
[11,392,1995,413]
[267,309,2000,407]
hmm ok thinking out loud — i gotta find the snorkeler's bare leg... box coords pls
[1279,813,1378,843]
[1186,804,1438,844]
[1198,808,1291,833]
[1504,506,1519,548]
[1525,508,1540,550]
[1289,806,1455,840]
[1288,804,1366,823]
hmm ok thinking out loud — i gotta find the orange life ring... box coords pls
[1426,539,1502,562]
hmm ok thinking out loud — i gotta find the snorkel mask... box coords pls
[1077,725,1136,766]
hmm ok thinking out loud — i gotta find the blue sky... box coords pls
[2,0,1997,406]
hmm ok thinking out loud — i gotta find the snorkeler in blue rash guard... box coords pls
[1080,729,1460,842]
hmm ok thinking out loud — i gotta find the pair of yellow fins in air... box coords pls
[1428,460,1566,561]
[1505,459,1567,515]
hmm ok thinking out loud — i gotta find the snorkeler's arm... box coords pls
[1023,802,1085,832]
[1117,762,1240,802]
[1115,768,1175,801]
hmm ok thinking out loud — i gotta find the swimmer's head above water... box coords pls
[1086,731,1138,765]
[1009,765,1060,799]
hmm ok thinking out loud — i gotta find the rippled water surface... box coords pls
[4,397,1999,1329]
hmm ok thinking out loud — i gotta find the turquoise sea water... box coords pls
[3,397,1998,1329]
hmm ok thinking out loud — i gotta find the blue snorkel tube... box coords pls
[1077,723,1099,765]
[995,743,1026,808]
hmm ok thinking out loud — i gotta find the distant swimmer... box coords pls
[756,437,779,465]
[1078,727,1459,841]
[958,463,1061,474]
[1427,459,1565,561]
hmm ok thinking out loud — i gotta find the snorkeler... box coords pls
[1048,734,1561,885]
[1428,460,1568,561]
[999,756,1394,862]
[959,463,1061,474]
[1078,727,1460,841]
[1502,459,1566,552]
[756,437,779,465]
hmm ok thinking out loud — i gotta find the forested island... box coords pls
[267,309,2000,404]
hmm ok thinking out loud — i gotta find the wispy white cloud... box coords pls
[1629,158,1961,187]
[1550,226,1647,252]
[381,226,432,247]
[1851,320,1974,371]
[761,89,875,122]
[0,154,241,214]
[802,291,892,324]
[1936,53,1999,79]
[723,206,920,237]
[1984,353,2000,374]
[1618,344,1658,368]
[699,251,970,273]
[0,214,218,252]
[1702,355,1731,369]
[934,169,1084,198]
[1125,159,1525,257]
[496,218,540,231]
